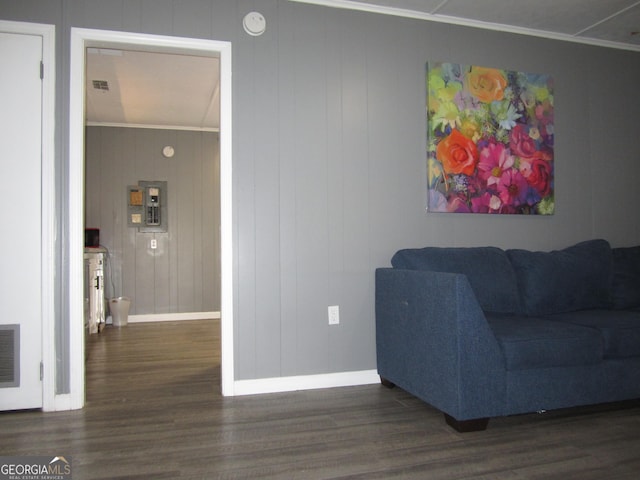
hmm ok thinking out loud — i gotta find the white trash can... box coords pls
[110,297,131,327]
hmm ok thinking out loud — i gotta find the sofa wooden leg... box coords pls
[444,414,489,432]
[380,376,396,389]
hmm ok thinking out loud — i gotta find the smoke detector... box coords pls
[243,11,266,36]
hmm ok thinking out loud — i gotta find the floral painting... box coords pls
[427,62,554,214]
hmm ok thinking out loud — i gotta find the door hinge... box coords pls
[40,361,44,381]
[40,61,44,80]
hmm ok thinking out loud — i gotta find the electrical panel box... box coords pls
[127,180,167,232]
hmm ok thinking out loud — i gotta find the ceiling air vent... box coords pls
[92,80,109,91]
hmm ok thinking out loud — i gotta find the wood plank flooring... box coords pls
[2,320,640,479]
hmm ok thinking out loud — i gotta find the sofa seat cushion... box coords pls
[486,313,604,371]
[549,310,640,358]
[506,239,613,316]
[391,246,520,314]
[612,246,640,309]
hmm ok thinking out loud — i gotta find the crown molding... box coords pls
[85,121,219,132]
[289,0,640,52]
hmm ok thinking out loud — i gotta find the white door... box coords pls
[0,31,44,410]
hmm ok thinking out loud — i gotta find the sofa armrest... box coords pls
[375,268,507,421]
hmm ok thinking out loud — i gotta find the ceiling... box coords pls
[85,48,220,131]
[85,1,639,130]
[325,0,640,48]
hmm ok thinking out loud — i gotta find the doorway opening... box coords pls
[69,28,234,408]
[83,48,221,324]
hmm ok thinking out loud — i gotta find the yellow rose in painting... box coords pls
[465,67,507,103]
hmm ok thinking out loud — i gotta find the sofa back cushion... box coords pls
[611,246,640,309]
[506,239,613,316]
[391,246,520,313]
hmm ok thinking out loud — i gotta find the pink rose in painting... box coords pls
[509,125,537,158]
[523,158,552,197]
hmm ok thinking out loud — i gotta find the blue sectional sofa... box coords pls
[375,239,640,431]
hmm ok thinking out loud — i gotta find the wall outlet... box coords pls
[328,305,340,325]
[150,238,157,249]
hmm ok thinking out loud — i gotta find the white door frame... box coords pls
[0,20,56,411]
[69,28,234,409]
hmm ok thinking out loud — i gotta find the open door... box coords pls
[0,31,44,410]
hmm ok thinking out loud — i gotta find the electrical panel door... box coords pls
[127,181,167,232]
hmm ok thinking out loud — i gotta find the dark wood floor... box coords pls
[2,320,639,479]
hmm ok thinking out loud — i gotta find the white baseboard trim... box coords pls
[232,369,380,396]
[43,393,79,412]
[107,311,220,324]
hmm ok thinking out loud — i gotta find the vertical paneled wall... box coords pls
[234,2,640,380]
[2,0,639,390]
[85,127,220,315]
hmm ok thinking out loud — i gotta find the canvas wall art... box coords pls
[427,62,554,214]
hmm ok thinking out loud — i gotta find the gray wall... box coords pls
[1,0,639,389]
[85,127,220,315]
